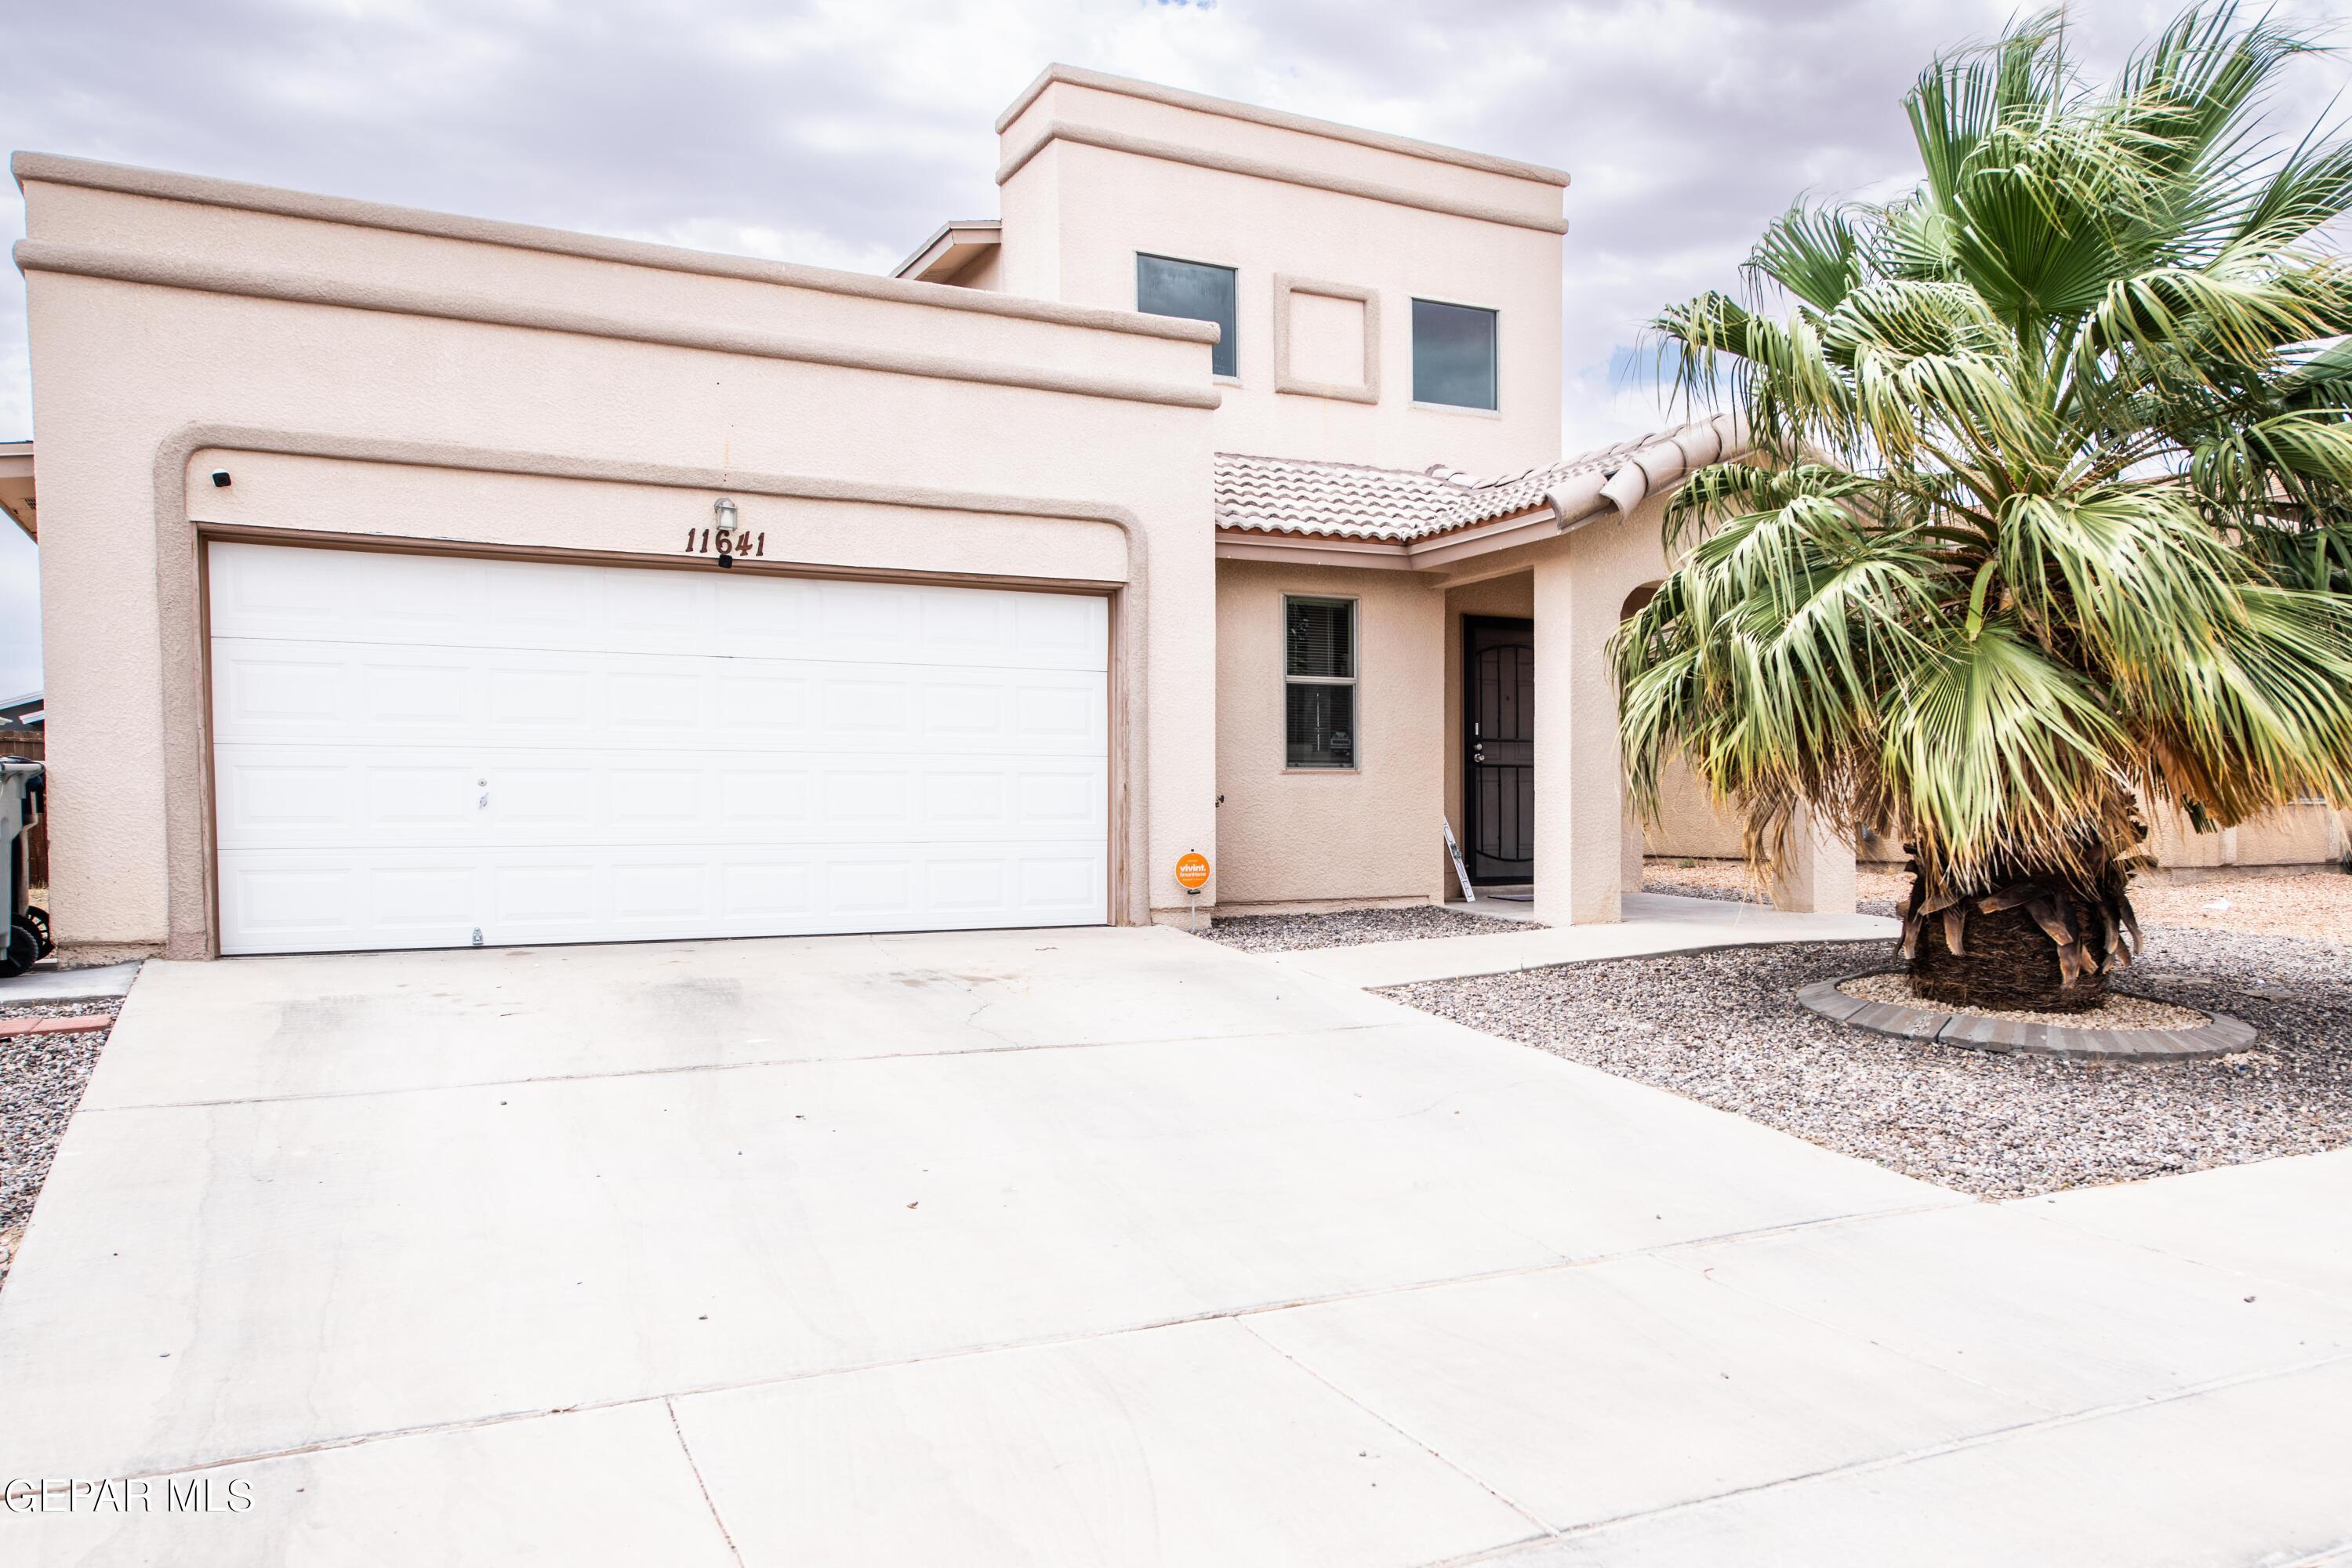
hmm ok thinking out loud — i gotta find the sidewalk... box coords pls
[1262,891,1896,989]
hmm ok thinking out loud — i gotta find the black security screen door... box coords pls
[1464,616,1534,883]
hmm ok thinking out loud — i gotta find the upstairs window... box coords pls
[1411,298,1497,410]
[1285,597,1357,769]
[1138,253,1238,378]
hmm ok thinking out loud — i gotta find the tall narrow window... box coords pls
[1138,253,1238,378]
[1285,597,1356,769]
[1411,298,1498,409]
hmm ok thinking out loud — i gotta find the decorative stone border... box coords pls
[1796,975,2257,1062]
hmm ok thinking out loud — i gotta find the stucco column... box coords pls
[1767,805,1857,914]
[1532,544,1623,924]
[1621,798,1648,895]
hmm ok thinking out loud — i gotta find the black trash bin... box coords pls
[0,757,50,977]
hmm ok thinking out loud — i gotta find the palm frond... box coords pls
[1618,2,2352,909]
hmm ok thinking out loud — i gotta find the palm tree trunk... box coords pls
[1900,866,2136,1014]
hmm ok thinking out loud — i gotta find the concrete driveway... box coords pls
[3,925,2350,1565]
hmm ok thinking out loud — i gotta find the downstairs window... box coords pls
[1285,597,1357,768]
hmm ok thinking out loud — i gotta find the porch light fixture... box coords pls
[713,496,739,568]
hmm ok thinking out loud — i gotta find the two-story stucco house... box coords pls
[10,64,1860,964]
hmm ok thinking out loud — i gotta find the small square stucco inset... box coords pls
[1273,275,1380,404]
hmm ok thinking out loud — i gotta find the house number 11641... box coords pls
[683,527,766,558]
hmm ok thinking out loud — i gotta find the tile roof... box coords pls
[1214,415,1744,543]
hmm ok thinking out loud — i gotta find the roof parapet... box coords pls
[996,64,1570,188]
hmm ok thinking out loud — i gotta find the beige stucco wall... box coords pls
[20,158,1222,957]
[1646,750,2352,876]
[1644,758,1748,861]
[2144,801,2349,873]
[996,78,1564,474]
[1214,560,1444,908]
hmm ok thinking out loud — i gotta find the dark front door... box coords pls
[1464,616,1534,884]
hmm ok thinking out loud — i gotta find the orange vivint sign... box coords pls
[1174,853,1211,891]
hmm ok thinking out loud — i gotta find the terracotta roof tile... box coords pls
[1214,416,1740,543]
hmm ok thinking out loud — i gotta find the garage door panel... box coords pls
[216,646,355,730]
[925,770,1005,826]
[819,580,920,651]
[365,765,478,828]
[216,743,1105,850]
[712,674,810,736]
[216,639,1102,757]
[600,568,710,644]
[710,575,822,653]
[720,858,812,919]
[209,544,1110,953]
[1022,853,1106,909]
[1017,766,1105,831]
[822,769,913,829]
[608,766,705,826]
[224,863,357,939]
[217,853,485,952]
[364,660,479,728]
[372,865,482,931]
[492,861,603,927]
[481,559,601,639]
[486,666,597,731]
[609,861,706,919]
[920,584,1014,654]
[496,765,601,827]
[213,546,1108,673]
[218,757,360,833]
[217,840,1106,953]
[818,677,915,740]
[608,670,705,729]
[210,545,489,642]
[1014,590,1106,662]
[715,767,815,828]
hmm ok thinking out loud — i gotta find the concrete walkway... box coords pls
[1275,890,1896,987]
[2,925,2347,1564]
[0,960,141,1004]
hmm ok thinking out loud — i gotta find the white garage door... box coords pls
[207,543,1109,955]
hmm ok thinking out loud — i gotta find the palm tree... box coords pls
[1615,5,2352,1011]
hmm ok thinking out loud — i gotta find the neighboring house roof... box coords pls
[0,441,31,541]
[892,220,1002,284]
[1213,414,1745,544]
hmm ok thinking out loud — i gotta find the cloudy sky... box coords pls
[0,0,2343,695]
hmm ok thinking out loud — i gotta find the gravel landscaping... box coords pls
[1,998,116,1294]
[1203,903,1537,953]
[2129,871,2352,942]
[1385,924,2352,1198]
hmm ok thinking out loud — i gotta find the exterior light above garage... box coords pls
[713,497,739,566]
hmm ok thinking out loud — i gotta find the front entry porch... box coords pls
[1214,416,1859,924]
[1441,547,1858,928]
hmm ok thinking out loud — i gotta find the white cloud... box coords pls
[0,0,2344,688]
